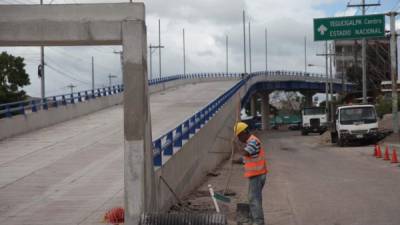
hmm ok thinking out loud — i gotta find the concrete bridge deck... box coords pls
[0,80,236,225]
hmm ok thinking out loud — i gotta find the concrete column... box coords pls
[122,20,156,225]
[261,92,270,130]
[250,95,257,118]
[301,91,315,107]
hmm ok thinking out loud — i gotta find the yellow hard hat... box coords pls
[234,122,248,136]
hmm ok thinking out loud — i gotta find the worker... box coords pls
[234,122,267,225]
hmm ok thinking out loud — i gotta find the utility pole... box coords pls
[304,36,307,74]
[347,0,381,103]
[243,10,247,74]
[40,0,45,99]
[329,43,335,123]
[388,11,399,134]
[158,19,162,78]
[317,41,335,120]
[248,21,252,73]
[149,44,164,79]
[113,50,123,82]
[341,47,346,95]
[183,28,186,76]
[265,28,268,72]
[226,35,229,74]
[108,74,117,87]
[67,84,76,95]
[91,56,95,90]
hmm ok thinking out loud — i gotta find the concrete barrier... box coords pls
[153,77,255,211]
[0,77,239,140]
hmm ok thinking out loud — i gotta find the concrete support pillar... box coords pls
[122,20,156,224]
[250,95,257,118]
[260,92,270,130]
[301,91,315,107]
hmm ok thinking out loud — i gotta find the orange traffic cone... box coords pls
[376,145,382,158]
[391,148,399,164]
[373,145,378,157]
[383,146,391,161]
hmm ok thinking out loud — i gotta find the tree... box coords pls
[0,52,30,104]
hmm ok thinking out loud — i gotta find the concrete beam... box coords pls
[261,92,270,130]
[250,95,257,118]
[0,3,144,46]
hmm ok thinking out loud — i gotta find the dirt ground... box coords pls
[174,130,400,225]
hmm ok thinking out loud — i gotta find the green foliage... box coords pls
[375,96,395,119]
[0,52,30,104]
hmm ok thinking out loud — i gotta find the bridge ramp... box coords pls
[0,81,236,225]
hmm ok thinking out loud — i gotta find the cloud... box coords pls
[0,0,342,97]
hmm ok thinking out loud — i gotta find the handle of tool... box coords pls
[208,184,220,213]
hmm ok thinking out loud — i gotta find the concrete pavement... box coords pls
[185,130,400,225]
[0,80,236,225]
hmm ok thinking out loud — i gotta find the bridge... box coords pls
[0,3,354,225]
[0,71,350,225]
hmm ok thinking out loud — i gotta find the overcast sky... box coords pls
[1,0,400,97]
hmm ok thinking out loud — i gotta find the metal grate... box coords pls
[310,118,320,128]
[140,213,227,225]
[351,130,368,134]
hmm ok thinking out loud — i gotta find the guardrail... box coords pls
[152,78,246,166]
[0,70,331,120]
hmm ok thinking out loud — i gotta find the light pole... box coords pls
[226,35,229,74]
[388,11,399,134]
[108,74,117,87]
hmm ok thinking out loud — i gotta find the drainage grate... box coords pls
[140,213,227,225]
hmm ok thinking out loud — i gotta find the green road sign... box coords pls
[314,14,385,41]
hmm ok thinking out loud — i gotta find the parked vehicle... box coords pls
[331,104,379,147]
[301,107,327,135]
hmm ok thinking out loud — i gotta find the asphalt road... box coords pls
[188,130,400,225]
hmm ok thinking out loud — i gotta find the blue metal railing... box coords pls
[0,70,328,119]
[150,70,333,167]
[0,73,245,119]
[152,78,247,166]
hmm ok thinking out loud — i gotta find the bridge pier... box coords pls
[301,91,316,108]
[250,95,257,118]
[260,92,270,130]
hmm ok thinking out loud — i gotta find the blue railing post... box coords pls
[78,92,82,102]
[52,96,58,108]
[190,116,196,134]
[31,100,37,112]
[183,120,190,140]
[153,139,162,166]
[43,98,48,110]
[5,105,11,118]
[164,132,173,155]
[70,94,75,104]
[62,95,67,105]
[19,103,25,115]
[174,125,182,148]
[92,89,96,98]
[97,89,101,97]
[196,113,201,129]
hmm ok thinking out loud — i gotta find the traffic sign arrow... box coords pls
[318,25,328,35]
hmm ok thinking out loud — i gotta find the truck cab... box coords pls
[331,104,379,147]
[301,107,328,135]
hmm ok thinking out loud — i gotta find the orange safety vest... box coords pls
[243,135,268,178]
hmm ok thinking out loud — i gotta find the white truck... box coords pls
[301,107,328,135]
[331,104,379,147]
